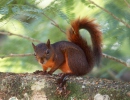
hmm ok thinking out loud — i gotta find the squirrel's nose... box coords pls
[39,58,47,65]
[40,61,43,64]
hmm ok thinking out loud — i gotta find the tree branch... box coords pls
[0,32,41,43]
[0,53,34,59]
[0,72,130,100]
[102,53,128,67]
[88,0,130,28]
[124,0,130,8]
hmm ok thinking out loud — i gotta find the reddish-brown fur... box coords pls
[67,18,102,67]
[42,52,72,73]
[32,17,102,76]
[59,52,72,73]
[42,56,55,72]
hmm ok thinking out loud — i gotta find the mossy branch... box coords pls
[0,72,130,100]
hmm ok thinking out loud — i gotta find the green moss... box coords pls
[45,82,88,100]
[0,75,33,100]
[99,88,129,100]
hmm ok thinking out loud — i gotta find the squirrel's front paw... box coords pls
[33,70,43,74]
[33,70,48,75]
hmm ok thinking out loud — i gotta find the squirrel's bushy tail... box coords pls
[66,18,102,67]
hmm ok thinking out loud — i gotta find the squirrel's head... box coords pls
[32,39,53,65]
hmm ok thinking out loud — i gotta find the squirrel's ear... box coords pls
[46,39,50,48]
[32,43,36,50]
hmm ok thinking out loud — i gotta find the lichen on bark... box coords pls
[0,72,130,100]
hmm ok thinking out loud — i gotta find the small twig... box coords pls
[107,69,120,81]
[42,13,77,35]
[42,13,66,34]
[102,53,128,67]
[0,32,41,43]
[124,0,130,8]
[0,53,34,59]
[88,0,130,28]
[51,22,66,34]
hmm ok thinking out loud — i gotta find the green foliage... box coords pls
[0,0,130,81]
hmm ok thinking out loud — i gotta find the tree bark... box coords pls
[0,72,130,100]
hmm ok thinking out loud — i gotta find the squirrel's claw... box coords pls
[33,70,48,75]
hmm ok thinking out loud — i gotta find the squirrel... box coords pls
[32,17,102,80]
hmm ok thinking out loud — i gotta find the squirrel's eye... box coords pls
[46,49,49,55]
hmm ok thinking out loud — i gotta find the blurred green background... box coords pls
[0,0,130,82]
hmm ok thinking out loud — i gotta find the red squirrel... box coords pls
[32,18,102,95]
[32,18,102,88]
[32,17,102,75]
